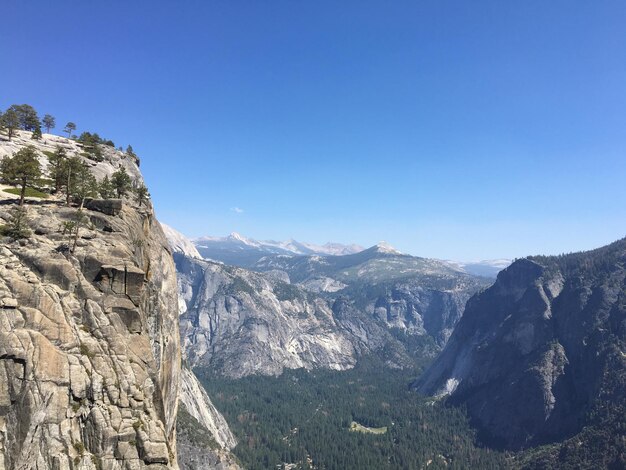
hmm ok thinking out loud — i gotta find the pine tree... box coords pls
[46,147,68,193]
[31,125,42,140]
[70,163,99,209]
[60,156,86,206]
[61,209,89,253]
[0,146,42,205]
[42,114,55,133]
[64,122,76,138]
[10,104,40,131]
[2,108,20,140]
[99,175,116,199]
[0,206,31,239]
[134,183,149,207]
[111,167,132,197]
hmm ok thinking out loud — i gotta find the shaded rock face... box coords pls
[415,239,626,451]
[0,135,181,469]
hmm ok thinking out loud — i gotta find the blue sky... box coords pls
[2,1,625,260]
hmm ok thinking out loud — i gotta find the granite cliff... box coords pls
[0,131,182,469]
[415,238,626,466]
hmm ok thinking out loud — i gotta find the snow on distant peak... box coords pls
[227,232,260,247]
[192,232,364,257]
[161,224,202,259]
[373,241,402,255]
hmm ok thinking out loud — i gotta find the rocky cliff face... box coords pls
[415,238,626,453]
[176,254,357,378]
[0,132,181,469]
[176,368,239,470]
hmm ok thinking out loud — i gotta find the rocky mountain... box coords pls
[176,254,358,377]
[415,237,626,466]
[168,229,491,378]
[254,242,490,345]
[0,131,181,468]
[193,232,363,267]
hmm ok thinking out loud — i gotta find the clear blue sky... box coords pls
[2,1,625,260]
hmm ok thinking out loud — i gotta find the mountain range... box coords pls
[193,232,364,267]
[166,225,491,377]
[186,229,510,278]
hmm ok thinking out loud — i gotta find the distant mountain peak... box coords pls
[227,232,259,247]
[372,241,402,255]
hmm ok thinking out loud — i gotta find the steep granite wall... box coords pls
[0,132,181,469]
[415,239,626,453]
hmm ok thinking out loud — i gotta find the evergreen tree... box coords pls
[111,167,132,197]
[0,146,42,205]
[64,122,76,138]
[77,131,103,161]
[70,163,99,209]
[10,104,40,131]
[31,125,42,140]
[61,209,89,253]
[2,108,20,140]
[0,206,31,239]
[59,156,85,206]
[42,114,55,133]
[46,147,68,193]
[99,175,116,199]
[134,183,149,207]
[126,145,136,158]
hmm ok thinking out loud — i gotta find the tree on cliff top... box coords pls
[111,167,132,198]
[64,122,76,138]
[0,146,42,206]
[42,114,55,133]
[2,108,20,140]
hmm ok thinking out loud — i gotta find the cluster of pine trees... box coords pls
[198,358,508,470]
[0,103,74,141]
[0,104,149,244]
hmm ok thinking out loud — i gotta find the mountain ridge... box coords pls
[414,236,626,466]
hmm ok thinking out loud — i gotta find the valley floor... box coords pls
[197,358,507,470]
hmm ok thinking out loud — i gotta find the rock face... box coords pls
[177,254,357,378]
[415,238,626,452]
[254,244,489,346]
[178,368,236,450]
[0,132,181,469]
[176,368,240,470]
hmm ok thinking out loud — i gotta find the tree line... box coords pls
[0,103,138,160]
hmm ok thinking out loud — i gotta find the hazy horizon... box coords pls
[4,1,625,260]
